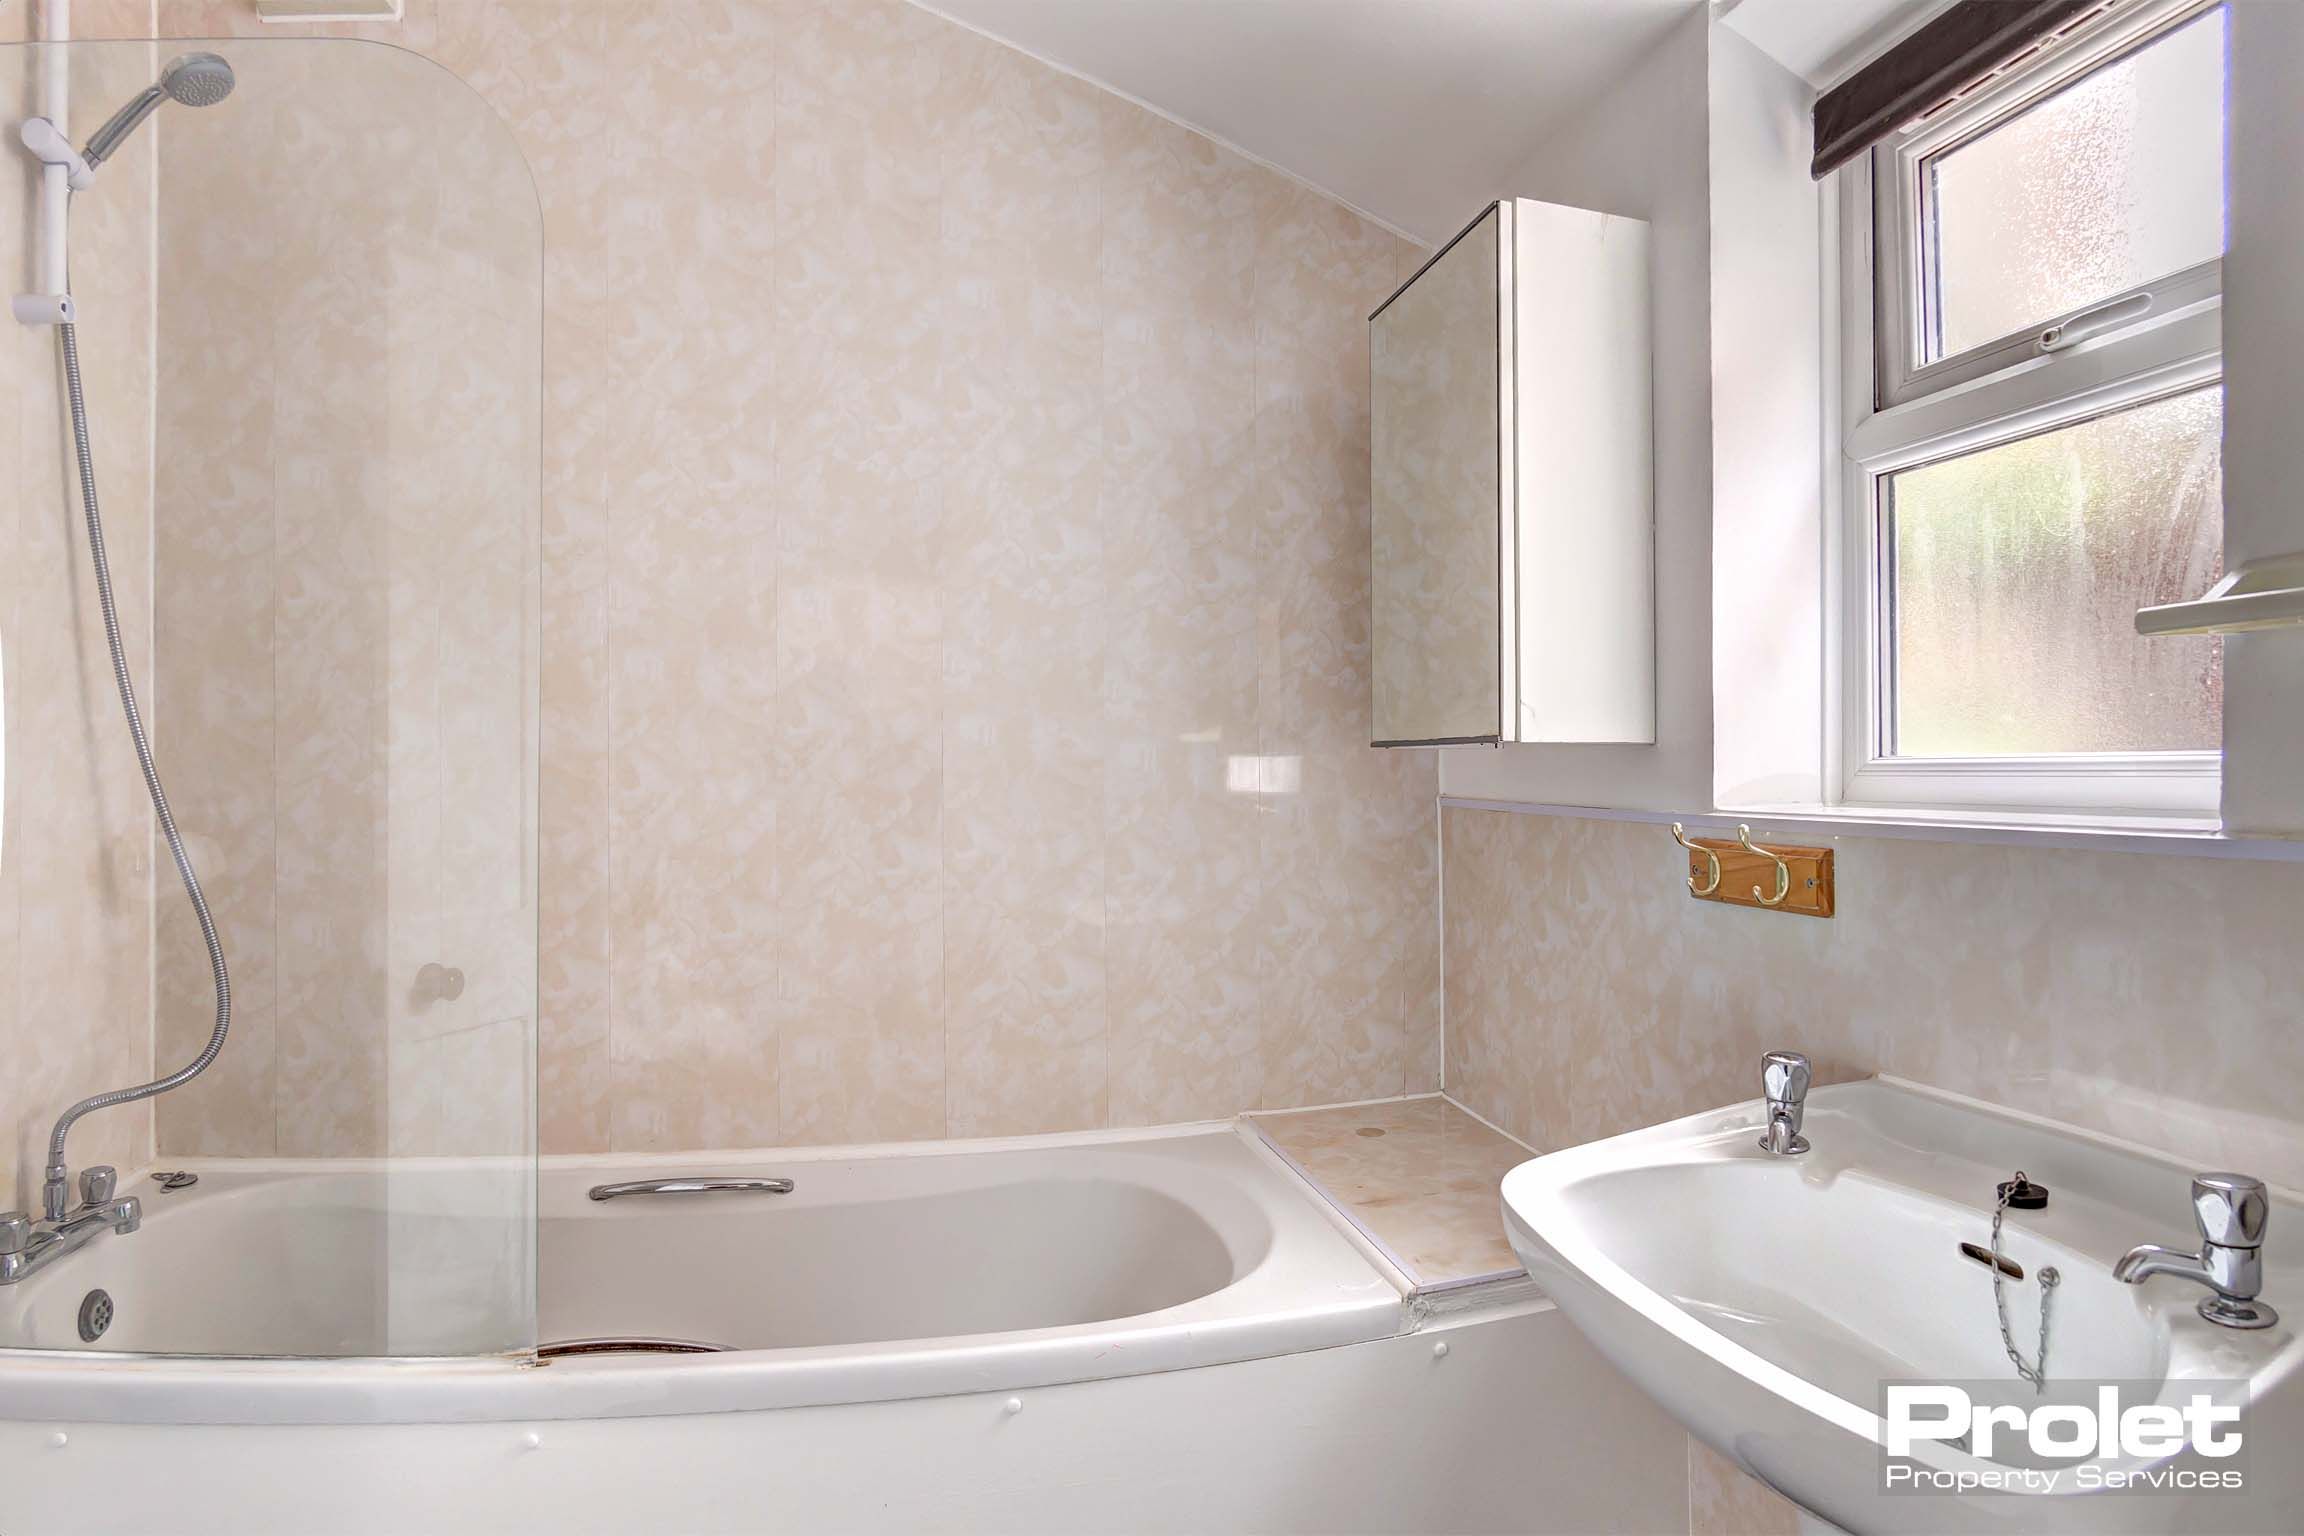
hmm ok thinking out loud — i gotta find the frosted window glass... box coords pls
[1887,387,2222,757]
[1926,7,2225,361]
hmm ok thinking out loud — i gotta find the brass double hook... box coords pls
[1671,822,1792,906]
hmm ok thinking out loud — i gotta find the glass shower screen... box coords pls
[0,36,541,1359]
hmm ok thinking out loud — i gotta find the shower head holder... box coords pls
[19,116,93,189]
[13,118,83,325]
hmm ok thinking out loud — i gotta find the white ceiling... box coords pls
[913,0,1701,245]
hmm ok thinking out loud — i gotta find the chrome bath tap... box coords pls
[1758,1050,1811,1156]
[0,1166,141,1286]
[2113,1173,2279,1330]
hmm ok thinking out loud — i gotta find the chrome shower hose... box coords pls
[41,320,231,1222]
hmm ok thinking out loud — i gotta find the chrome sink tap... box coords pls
[2114,1173,2279,1330]
[0,1166,142,1287]
[1758,1051,1811,1156]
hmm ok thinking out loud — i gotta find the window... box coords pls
[1841,0,2227,818]
[1884,388,2222,758]
[1918,9,2224,367]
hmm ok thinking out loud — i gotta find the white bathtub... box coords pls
[0,1121,1698,1535]
[0,1123,1403,1424]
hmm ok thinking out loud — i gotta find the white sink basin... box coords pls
[1501,1078,2304,1534]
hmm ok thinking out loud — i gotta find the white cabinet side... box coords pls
[1510,199,1656,744]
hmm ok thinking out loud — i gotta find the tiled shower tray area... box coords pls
[1247,1094,1537,1295]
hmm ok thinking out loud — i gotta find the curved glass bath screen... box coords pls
[0,38,541,1358]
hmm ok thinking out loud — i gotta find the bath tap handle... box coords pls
[0,1212,28,1255]
[588,1176,796,1202]
[78,1166,116,1207]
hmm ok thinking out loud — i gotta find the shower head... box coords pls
[81,53,236,169]
[161,53,237,108]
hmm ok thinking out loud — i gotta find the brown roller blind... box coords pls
[1810,0,2121,179]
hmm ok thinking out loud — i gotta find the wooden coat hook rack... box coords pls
[1669,823,1834,918]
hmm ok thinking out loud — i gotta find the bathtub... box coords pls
[0,1122,1404,1424]
[0,1120,1694,1534]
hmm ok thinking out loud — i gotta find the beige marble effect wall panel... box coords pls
[427,0,614,1158]
[0,23,162,1208]
[148,51,278,1157]
[1443,807,2304,1188]
[139,0,1438,1156]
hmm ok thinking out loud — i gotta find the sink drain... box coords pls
[77,1288,114,1343]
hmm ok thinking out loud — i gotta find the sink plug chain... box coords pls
[1992,1171,2060,1394]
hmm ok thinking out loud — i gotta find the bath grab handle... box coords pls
[587,1176,795,1202]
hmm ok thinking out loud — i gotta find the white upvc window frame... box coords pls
[1831,0,2227,822]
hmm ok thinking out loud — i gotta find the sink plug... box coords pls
[1997,1174,2049,1210]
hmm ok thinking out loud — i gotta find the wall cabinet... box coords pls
[1370,198,1654,747]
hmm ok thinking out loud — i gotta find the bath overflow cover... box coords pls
[77,1289,114,1343]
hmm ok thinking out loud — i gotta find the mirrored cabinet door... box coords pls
[1371,205,1508,745]
[1369,198,1654,749]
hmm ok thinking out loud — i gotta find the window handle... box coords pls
[2038,293,2153,353]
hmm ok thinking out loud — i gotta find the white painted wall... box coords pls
[1441,6,1717,812]
[0,1303,1689,1536]
[1706,25,1826,809]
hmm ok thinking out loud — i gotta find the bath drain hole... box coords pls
[77,1288,114,1343]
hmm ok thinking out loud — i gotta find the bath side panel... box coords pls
[0,1303,1684,1535]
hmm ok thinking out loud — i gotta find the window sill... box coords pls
[1439,796,2304,862]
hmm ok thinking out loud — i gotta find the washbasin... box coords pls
[1501,1078,2304,1534]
